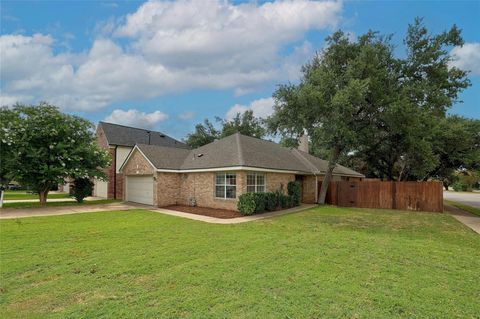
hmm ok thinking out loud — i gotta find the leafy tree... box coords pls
[186,110,266,148]
[2,103,110,204]
[185,119,219,148]
[430,116,480,189]
[0,107,20,207]
[269,19,470,203]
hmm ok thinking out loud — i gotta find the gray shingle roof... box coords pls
[133,133,363,177]
[99,122,190,149]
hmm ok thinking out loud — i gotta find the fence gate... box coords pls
[337,182,357,207]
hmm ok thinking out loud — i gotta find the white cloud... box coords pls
[178,111,194,120]
[0,0,341,111]
[449,43,480,75]
[226,97,274,120]
[104,109,169,129]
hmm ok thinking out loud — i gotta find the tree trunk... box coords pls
[317,147,341,204]
[38,189,49,205]
[443,181,449,191]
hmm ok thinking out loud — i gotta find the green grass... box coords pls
[1,207,479,318]
[3,191,70,200]
[2,199,120,209]
[445,200,480,217]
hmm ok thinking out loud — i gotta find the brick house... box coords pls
[93,122,190,199]
[119,133,364,210]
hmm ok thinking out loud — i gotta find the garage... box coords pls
[126,175,154,205]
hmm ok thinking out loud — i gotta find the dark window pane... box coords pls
[257,185,265,193]
[226,174,236,185]
[226,186,236,198]
[215,186,225,198]
[216,173,225,185]
[247,186,256,193]
[247,174,255,185]
[256,174,265,185]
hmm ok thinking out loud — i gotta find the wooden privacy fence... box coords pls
[321,180,443,212]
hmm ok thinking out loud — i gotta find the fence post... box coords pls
[392,182,397,210]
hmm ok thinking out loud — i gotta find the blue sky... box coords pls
[1,0,479,140]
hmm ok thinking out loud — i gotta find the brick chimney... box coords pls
[298,134,309,153]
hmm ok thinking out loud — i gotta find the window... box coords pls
[215,173,236,199]
[247,172,265,193]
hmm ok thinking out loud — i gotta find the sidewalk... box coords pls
[150,204,317,224]
[3,196,104,203]
[444,204,480,235]
[0,202,135,219]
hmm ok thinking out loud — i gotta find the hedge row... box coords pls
[237,181,301,216]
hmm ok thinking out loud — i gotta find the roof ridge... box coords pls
[235,133,245,166]
[292,149,321,174]
[100,121,169,136]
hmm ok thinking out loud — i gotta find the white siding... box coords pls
[116,146,133,173]
[94,179,108,198]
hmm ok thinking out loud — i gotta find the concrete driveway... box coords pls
[444,191,480,208]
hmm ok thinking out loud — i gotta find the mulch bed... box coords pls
[162,205,243,219]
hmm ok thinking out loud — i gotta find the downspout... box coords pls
[113,145,118,199]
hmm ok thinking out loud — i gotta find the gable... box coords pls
[121,148,156,175]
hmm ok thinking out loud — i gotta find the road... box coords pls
[444,191,480,208]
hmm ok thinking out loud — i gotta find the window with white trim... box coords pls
[215,173,236,199]
[247,172,265,193]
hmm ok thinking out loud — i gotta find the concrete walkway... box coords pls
[444,204,480,235]
[150,204,317,224]
[444,191,480,208]
[3,196,103,203]
[0,202,135,219]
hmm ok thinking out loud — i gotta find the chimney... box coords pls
[298,134,309,153]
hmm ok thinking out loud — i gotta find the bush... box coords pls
[238,193,256,215]
[287,181,301,206]
[72,178,93,203]
[265,192,277,211]
[452,182,468,192]
[253,193,266,213]
[279,194,289,208]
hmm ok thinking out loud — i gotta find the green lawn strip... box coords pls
[3,191,71,200]
[445,200,480,217]
[1,206,479,318]
[2,199,120,209]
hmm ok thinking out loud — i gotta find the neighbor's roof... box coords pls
[132,133,363,177]
[98,121,190,149]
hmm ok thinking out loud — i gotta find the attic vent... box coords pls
[197,153,204,157]
[160,134,165,138]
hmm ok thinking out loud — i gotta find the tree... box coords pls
[185,110,266,148]
[71,178,94,203]
[0,107,20,207]
[2,103,110,205]
[269,19,470,204]
[269,30,397,204]
[430,116,480,189]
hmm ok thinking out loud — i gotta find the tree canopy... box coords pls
[268,18,471,203]
[0,103,110,204]
[186,110,266,148]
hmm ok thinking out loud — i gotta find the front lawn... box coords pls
[1,207,479,318]
[1,199,120,209]
[3,190,70,200]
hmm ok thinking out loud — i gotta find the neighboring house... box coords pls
[119,133,364,210]
[93,122,190,199]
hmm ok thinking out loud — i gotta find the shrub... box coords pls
[279,194,289,208]
[238,193,256,215]
[253,193,266,213]
[72,178,93,203]
[452,182,468,192]
[287,181,301,206]
[265,192,277,211]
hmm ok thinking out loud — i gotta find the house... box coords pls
[119,133,364,210]
[93,122,190,199]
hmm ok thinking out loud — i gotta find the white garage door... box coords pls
[126,176,154,205]
[95,179,108,198]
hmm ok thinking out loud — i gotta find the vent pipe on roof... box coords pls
[147,131,151,145]
[298,134,309,153]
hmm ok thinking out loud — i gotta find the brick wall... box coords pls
[156,172,181,207]
[302,175,317,204]
[265,172,294,194]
